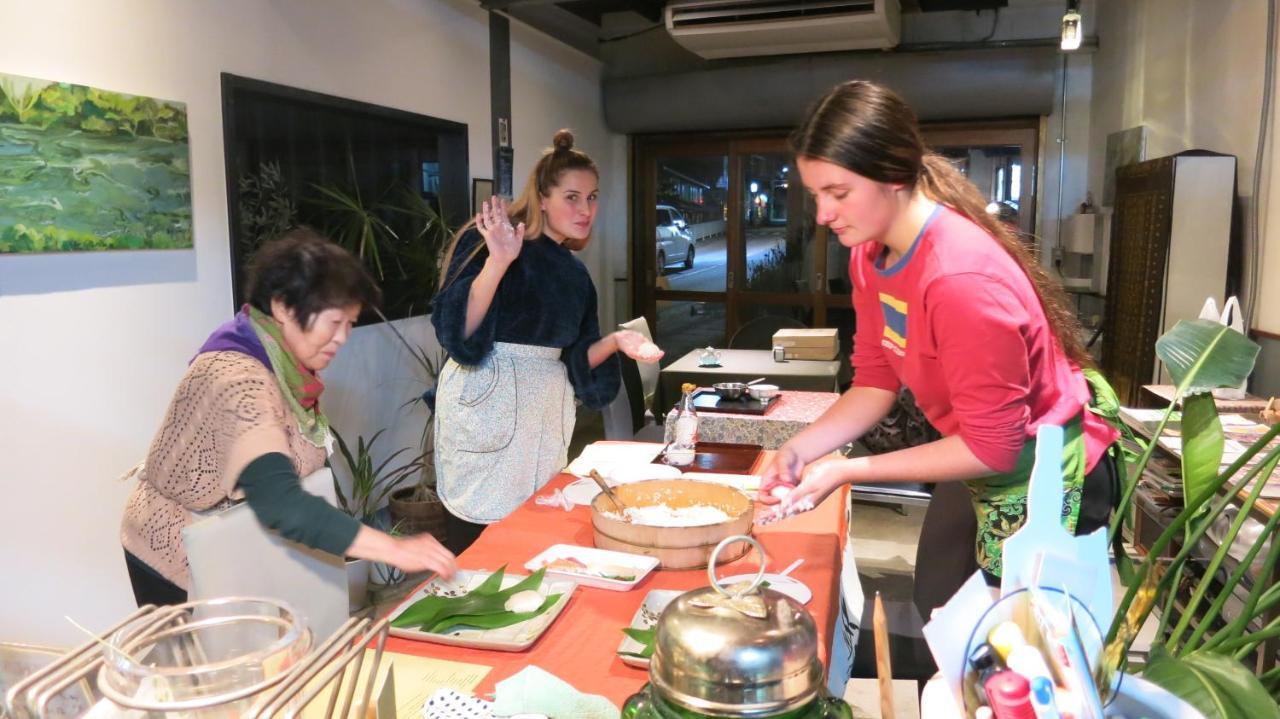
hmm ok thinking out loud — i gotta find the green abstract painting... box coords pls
[0,72,192,253]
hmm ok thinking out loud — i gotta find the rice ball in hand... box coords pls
[637,341,662,360]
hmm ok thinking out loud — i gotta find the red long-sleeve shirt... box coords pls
[849,205,1118,473]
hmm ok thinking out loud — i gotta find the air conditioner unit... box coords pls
[665,0,901,59]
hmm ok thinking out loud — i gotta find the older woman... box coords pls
[120,228,456,607]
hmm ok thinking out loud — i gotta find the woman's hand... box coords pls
[387,533,458,579]
[785,456,854,511]
[614,330,664,363]
[349,526,457,579]
[759,445,805,505]
[476,197,525,267]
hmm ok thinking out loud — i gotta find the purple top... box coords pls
[195,307,272,369]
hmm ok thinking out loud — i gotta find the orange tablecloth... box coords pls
[381,454,849,707]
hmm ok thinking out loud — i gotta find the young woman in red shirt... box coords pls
[760,80,1120,614]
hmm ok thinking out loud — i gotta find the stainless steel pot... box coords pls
[712,383,748,400]
[648,536,823,717]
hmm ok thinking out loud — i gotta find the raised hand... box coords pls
[475,197,525,266]
[614,330,664,363]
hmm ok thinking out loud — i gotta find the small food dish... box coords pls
[712,382,748,400]
[716,572,812,604]
[747,383,780,402]
[616,589,683,668]
[387,569,575,651]
[525,544,660,591]
[562,478,603,506]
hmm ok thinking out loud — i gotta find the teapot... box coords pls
[622,536,852,719]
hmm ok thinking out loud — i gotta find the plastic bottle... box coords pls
[673,384,699,450]
[984,670,1036,719]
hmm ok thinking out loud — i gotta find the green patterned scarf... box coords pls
[247,306,330,447]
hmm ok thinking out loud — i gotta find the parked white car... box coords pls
[656,204,695,272]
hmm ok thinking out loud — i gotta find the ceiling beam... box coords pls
[496,3,602,58]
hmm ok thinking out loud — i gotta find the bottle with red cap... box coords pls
[984,670,1036,719]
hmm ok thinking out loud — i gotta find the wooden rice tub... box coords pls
[590,479,754,569]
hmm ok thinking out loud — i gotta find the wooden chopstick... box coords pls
[874,591,895,719]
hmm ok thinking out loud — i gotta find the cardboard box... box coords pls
[772,328,838,361]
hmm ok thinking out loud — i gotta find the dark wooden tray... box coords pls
[657,442,763,474]
[690,389,776,416]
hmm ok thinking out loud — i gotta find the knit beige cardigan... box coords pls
[120,351,328,590]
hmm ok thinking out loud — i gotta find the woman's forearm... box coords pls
[587,332,619,368]
[345,525,397,562]
[841,434,995,485]
[463,258,509,339]
[784,386,899,463]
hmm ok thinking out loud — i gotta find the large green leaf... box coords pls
[1155,319,1259,396]
[1180,392,1224,509]
[427,593,561,633]
[1142,647,1280,719]
[391,567,551,632]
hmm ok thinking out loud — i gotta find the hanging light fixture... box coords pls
[1061,0,1082,51]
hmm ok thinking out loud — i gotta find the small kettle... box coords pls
[622,536,852,718]
[698,347,723,367]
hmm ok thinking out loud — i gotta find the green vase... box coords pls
[621,683,854,719]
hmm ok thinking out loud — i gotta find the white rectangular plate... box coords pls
[525,544,660,591]
[388,569,575,651]
[616,589,683,668]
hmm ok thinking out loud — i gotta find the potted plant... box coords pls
[1103,318,1280,718]
[331,428,424,608]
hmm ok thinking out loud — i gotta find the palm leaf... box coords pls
[1179,393,1224,509]
[1155,319,1259,395]
[1143,647,1280,719]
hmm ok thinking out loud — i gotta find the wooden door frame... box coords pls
[920,118,1041,238]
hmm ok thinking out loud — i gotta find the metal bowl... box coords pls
[712,382,748,400]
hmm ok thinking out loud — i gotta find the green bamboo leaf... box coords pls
[620,627,656,659]
[1180,392,1224,510]
[392,566,549,627]
[1155,319,1259,397]
[1143,648,1280,719]
[427,593,561,633]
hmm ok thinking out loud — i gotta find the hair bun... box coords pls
[552,129,575,153]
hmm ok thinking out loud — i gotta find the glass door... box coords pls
[634,136,825,369]
[637,141,731,364]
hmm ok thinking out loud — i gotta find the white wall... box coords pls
[0,0,620,646]
[1088,0,1269,316]
[1085,0,1280,393]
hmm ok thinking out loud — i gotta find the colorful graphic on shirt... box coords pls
[879,292,908,355]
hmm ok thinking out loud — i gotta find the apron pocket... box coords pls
[445,356,518,453]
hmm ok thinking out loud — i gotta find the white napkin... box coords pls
[565,442,662,477]
[491,666,619,719]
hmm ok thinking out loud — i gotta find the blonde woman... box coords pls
[431,130,662,553]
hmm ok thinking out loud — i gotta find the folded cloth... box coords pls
[491,666,620,719]
[423,688,493,719]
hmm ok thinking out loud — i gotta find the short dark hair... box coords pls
[245,226,381,328]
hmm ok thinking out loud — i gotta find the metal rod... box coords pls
[249,618,362,719]
[5,605,156,716]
